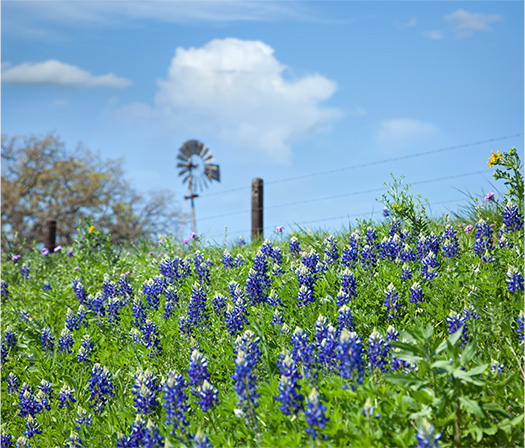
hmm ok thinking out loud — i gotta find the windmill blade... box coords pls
[204,164,220,182]
[181,173,191,185]
[199,147,213,161]
[176,161,190,169]
[176,153,190,163]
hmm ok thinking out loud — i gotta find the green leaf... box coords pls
[483,425,498,435]
[411,389,433,406]
[451,369,484,385]
[466,363,488,376]
[459,343,476,367]
[383,374,428,388]
[388,340,425,356]
[482,402,511,418]
[436,328,463,354]
[459,396,484,418]
[431,360,454,372]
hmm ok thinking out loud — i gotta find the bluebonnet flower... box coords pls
[159,256,183,286]
[474,219,495,262]
[297,284,313,309]
[383,207,390,217]
[19,309,31,322]
[337,268,357,307]
[65,308,80,331]
[132,297,147,329]
[21,264,31,280]
[272,262,285,277]
[129,328,142,345]
[195,380,218,413]
[400,240,416,263]
[233,349,260,423]
[119,415,147,447]
[86,291,106,317]
[102,274,119,302]
[271,309,284,326]
[1,433,14,448]
[24,415,42,438]
[88,363,115,413]
[72,279,88,304]
[163,370,190,437]
[38,380,53,410]
[41,328,55,353]
[275,373,304,416]
[400,262,413,280]
[289,236,301,255]
[19,386,43,417]
[15,436,30,448]
[194,252,211,285]
[107,296,123,325]
[271,246,283,265]
[64,432,86,448]
[186,282,210,331]
[77,334,94,363]
[222,249,234,268]
[43,282,52,291]
[296,264,315,308]
[75,406,93,429]
[323,234,339,264]
[290,327,316,381]
[490,359,505,373]
[142,277,165,311]
[141,319,163,357]
[58,328,73,353]
[58,385,76,409]
[414,419,441,448]
[506,266,524,294]
[76,305,89,328]
[517,311,524,340]
[133,370,160,415]
[261,239,273,257]
[1,280,8,298]
[380,234,402,261]
[384,283,400,321]
[267,290,282,306]
[337,329,365,387]
[317,324,339,372]
[421,252,439,282]
[193,428,212,448]
[337,305,354,332]
[119,274,135,301]
[234,254,244,267]
[502,199,523,232]
[225,299,249,337]
[409,282,424,304]
[143,420,163,448]
[360,244,378,272]
[447,307,479,348]
[368,330,390,372]
[305,388,329,440]
[362,397,381,420]
[301,249,321,272]
[246,249,270,305]
[1,328,17,363]
[441,225,460,258]
[315,315,329,346]
[238,236,246,245]
[164,286,179,320]
[7,373,20,393]
[188,349,211,391]
[212,293,226,317]
[342,232,361,268]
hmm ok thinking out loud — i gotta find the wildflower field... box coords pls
[1,149,524,448]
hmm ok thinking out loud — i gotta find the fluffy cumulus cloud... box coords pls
[376,118,438,151]
[1,60,131,88]
[445,9,503,38]
[145,38,339,162]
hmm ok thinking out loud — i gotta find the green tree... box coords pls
[1,133,180,252]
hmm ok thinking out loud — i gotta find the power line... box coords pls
[199,169,485,221]
[199,133,522,198]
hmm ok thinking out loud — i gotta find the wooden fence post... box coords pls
[44,218,57,252]
[251,178,263,241]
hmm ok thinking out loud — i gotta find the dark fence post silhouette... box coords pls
[251,178,263,241]
[44,218,57,252]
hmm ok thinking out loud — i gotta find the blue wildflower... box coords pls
[421,252,439,282]
[143,420,163,448]
[502,199,523,232]
[132,370,160,415]
[342,232,361,268]
[1,280,8,298]
[517,311,524,340]
[23,415,42,438]
[409,282,424,304]
[40,328,55,353]
[72,279,88,304]
[195,380,218,413]
[271,309,284,326]
[57,385,76,409]
[414,419,441,448]
[77,335,94,363]
[163,371,190,437]
[1,433,14,448]
[141,319,163,357]
[58,328,74,353]
[164,286,179,320]
[368,330,390,373]
[186,282,210,331]
[337,329,365,387]
[474,219,495,262]
[384,283,400,321]
[222,249,234,268]
[75,406,93,430]
[506,266,524,294]
[1,328,17,363]
[21,264,31,280]
[119,274,135,302]
[193,428,212,448]
[188,349,211,391]
[38,380,53,410]
[337,305,354,332]
[305,388,329,440]
[7,373,20,393]
[132,297,147,329]
[323,234,339,264]
[43,282,52,291]
[441,225,460,258]
[290,327,316,381]
[88,363,115,413]
[212,293,226,317]
[289,236,301,255]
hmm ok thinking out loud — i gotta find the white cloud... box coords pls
[2,60,132,88]
[422,30,443,40]
[376,118,438,151]
[445,9,503,38]
[403,18,417,28]
[122,38,339,163]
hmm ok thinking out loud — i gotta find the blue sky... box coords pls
[2,1,523,243]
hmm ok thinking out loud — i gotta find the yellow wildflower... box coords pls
[88,225,95,234]
[487,150,502,168]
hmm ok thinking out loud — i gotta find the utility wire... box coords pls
[199,169,485,221]
[199,133,522,198]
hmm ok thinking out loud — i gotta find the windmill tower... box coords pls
[176,140,220,235]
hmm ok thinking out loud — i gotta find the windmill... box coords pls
[177,140,220,235]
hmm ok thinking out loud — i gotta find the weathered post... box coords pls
[44,218,57,252]
[251,177,263,241]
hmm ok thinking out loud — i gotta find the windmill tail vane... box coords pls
[176,140,220,236]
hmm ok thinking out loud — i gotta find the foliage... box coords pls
[487,147,524,213]
[1,168,523,447]
[380,175,430,234]
[1,133,181,253]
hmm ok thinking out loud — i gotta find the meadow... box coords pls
[1,149,524,448]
